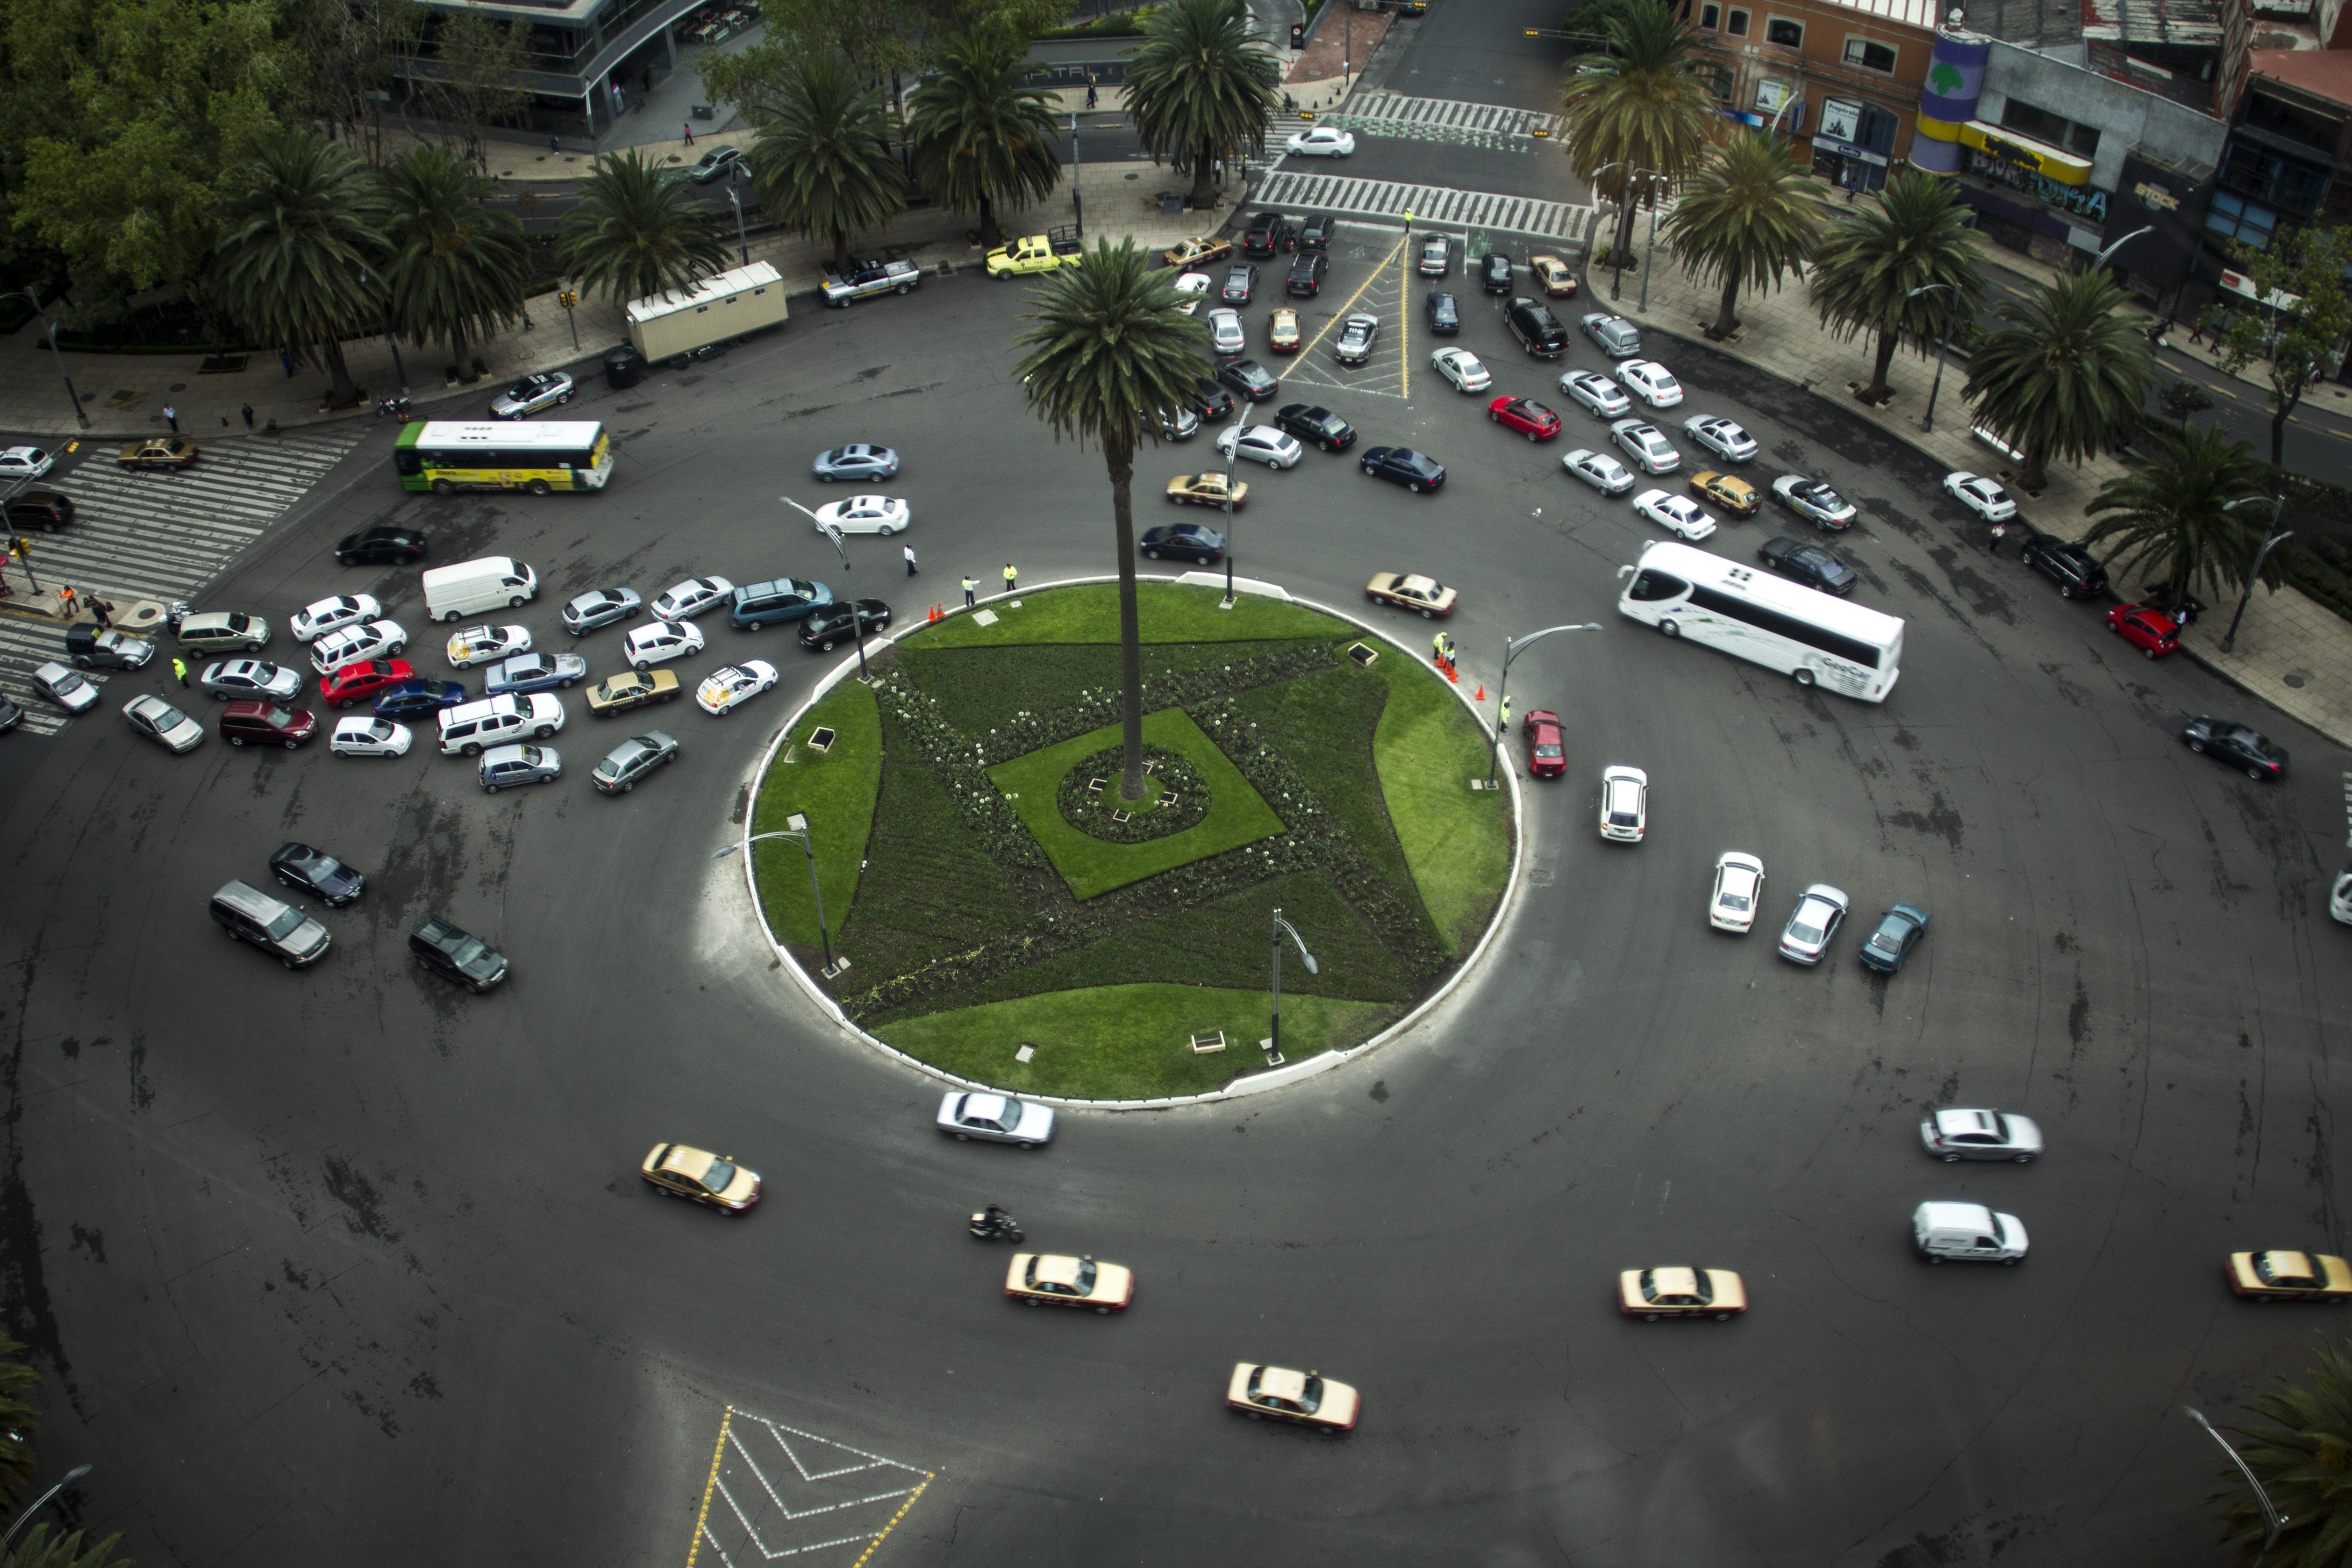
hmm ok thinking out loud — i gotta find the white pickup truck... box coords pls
[822,258,924,307]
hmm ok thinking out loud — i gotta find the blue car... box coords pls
[484,652,587,696]
[374,679,468,719]
[1857,903,1930,973]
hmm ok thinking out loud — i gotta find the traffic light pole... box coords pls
[560,291,580,351]
[11,538,43,595]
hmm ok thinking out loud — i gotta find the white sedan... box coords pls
[1173,272,1213,316]
[1206,307,1246,355]
[1944,470,2016,521]
[1215,425,1303,469]
[1558,369,1630,418]
[1430,347,1492,393]
[1632,488,1717,542]
[1562,448,1636,496]
[937,1090,1056,1148]
[290,593,381,644]
[695,659,779,715]
[1617,358,1683,408]
[1683,415,1757,462]
[0,446,56,480]
[649,576,736,622]
[1709,852,1765,932]
[309,619,407,675]
[446,623,532,668]
[624,618,706,672]
[1285,126,1356,158]
[331,716,413,758]
[1597,765,1648,843]
[812,494,911,535]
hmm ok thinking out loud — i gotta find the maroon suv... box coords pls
[220,700,318,749]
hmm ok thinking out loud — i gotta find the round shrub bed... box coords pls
[1055,745,1210,842]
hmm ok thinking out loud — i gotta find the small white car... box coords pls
[1285,125,1356,158]
[1206,307,1246,355]
[1562,448,1636,495]
[446,623,532,668]
[649,576,737,623]
[1430,347,1492,393]
[812,494,911,535]
[1913,1200,2029,1265]
[122,694,204,753]
[1216,425,1303,469]
[1944,470,2016,521]
[29,662,99,714]
[290,593,381,644]
[937,1090,1056,1148]
[1597,766,1648,842]
[624,618,705,672]
[1682,415,1757,462]
[1778,883,1850,965]
[331,715,413,758]
[0,446,55,480]
[1616,359,1682,409]
[1609,419,1680,474]
[1558,369,1630,418]
[1173,272,1213,315]
[309,619,408,676]
[1709,851,1765,932]
[1632,488,1716,542]
[695,659,779,715]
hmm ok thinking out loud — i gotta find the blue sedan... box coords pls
[812,443,900,483]
[1360,446,1446,493]
[485,652,587,696]
[1857,903,1930,973]
[373,679,468,719]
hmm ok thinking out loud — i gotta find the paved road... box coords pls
[4,228,2348,1566]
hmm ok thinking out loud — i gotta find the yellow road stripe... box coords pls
[851,1475,934,1567]
[684,1405,736,1568]
[1299,233,1410,379]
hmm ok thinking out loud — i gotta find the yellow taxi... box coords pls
[1529,253,1578,297]
[117,437,198,471]
[1268,307,1301,354]
[1365,572,1455,617]
[1167,472,1247,508]
[2228,1250,2352,1301]
[1690,470,1761,517]
[639,1143,761,1211]
[1004,1253,1134,1312]
[1226,1363,1358,1432]
[586,667,681,716]
[1163,235,1234,271]
[1619,1266,1746,1321]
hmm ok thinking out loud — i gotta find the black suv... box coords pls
[4,490,72,533]
[1298,213,1337,250]
[1189,377,1238,422]
[1480,251,1515,294]
[1425,292,1461,335]
[2019,533,2109,598]
[1285,251,1327,297]
[1274,403,1358,451]
[1241,212,1295,258]
[1504,298,1568,358]
[410,918,508,992]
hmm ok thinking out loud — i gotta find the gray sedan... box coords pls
[30,661,98,713]
[1777,883,1849,965]
[1919,1108,2043,1162]
[479,743,562,793]
[592,730,679,794]
[484,652,587,695]
[812,443,900,483]
[199,659,304,703]
[489,371,573,419]
[936,1091,1056,1149]
[561,587,640,636]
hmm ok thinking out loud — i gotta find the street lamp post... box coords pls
[1265,906,1318,1066]
[1908,282,1957,433]
[1220,416,1251,608]
[780,496,871,681]
[1636,172,1671,315]
[2092,224,2154,272]
[0,290,88,430]
[0,1464,92,1555]
[712,816,838,975]
[1487,622,1604,787]
[1591,164,1660,302]
[2220,494,2292,654]
[2184,1406,2287,1564]
[726,185,751,267]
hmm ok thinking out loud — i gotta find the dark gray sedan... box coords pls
[593,731,679,794]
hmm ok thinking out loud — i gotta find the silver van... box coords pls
[1912,1201,2028,1264]
[437,693,565,756]
[1581,312,1641,358]
[210,880,331,968]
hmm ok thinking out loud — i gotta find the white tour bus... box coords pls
[1616,540,1904,702]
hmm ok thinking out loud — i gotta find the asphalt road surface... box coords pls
[3,230,2348,1567]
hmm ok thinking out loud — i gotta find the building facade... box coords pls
[390,0,748,140]
[1683,0,1939,192]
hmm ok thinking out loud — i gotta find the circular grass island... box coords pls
[743,582,1514,1101]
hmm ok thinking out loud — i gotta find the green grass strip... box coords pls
[751,678,881,952]
[903,581,1350,649]
[1367,658,1510,955]
[987,707,1285,899]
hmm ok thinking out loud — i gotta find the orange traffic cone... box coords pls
[1445,663,1458,683]
[1473,683,1485,701]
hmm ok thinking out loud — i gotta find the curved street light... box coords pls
[1589,162,1663,302]
[1488,622,1605,786]
[713,816,839,976]
[0,1463,93,1555]
[2220,494,2292,653]
[1908,282,1958,433]
[2093,225,2155,272]
[1265,907,1318,1066]
[2184,1405,2287,1563]
[0,290,88,430]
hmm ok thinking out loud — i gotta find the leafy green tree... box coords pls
[746,56,907,272]
[2,1522,134,1568]
[1123,0,1281,214]
[2211,222,2352,467]
[2211,1337,2352,1566]
[1559,0,1717,300]
[211,128,389,409]
[1012,241,1211,802]
[376,144,529,379]
[280,0,428,165]
[555,150,734,307]
[1664,131,1823,339]
[908,29,1064,248]
[2159,377,2215,433]
[1807,172,1985,405]
[2080,422,2273,607]
[1961,269,2155,491]
[0,1336,38,1513]
[699,0,1065,116]
[418,6,532,157]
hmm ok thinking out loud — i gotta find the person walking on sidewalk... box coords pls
[683,122,694,147]
[91,598,112,630]
[962,574,977,609]
[1988,521,2008,557]
[1002,562,1018,597]
[903,543,918,577]
[1086,74,1099,109]
[172,656,188,687]
[162,403,178,433]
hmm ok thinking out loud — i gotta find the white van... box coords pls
[422,557,539,624]
[437,693,565,756]
[1912,1201,2028,1265]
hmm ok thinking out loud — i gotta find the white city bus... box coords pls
[1616,540,1904,702]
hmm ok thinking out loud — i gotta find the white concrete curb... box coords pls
[734,573,1525,1110]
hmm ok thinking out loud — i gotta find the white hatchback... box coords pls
[447,624,532,668]
[1173,272,1214,315]
[695,659,779,715]
[331,716,413,758]
[309,619,408,675]
[1597,766,1647,842]
[624,619,706,672]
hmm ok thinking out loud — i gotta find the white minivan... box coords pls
[422,556,539,624]
[1912,1201,2028,1265]
[437,693,565,756]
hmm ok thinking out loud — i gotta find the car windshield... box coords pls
[55,672,86,694]
[701,1158,736,1193]
[154,704,188,728]
[264,908,306,940]
[507,381,536,399]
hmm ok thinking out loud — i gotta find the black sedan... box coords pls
[409,918,507,992]
[1140,523,1225,563]
[1480,251,1515,294]
[336,525,427,566]
[2018,533,2110,599]
[1189,377,1237,423]
[1215,358,1280,401]
[1275,403,1357,451]
[373,679,469,719]
[2182,716,2288,780]
[1221,263,1259,305]
[1757,537,1857,594]
[268,842,365,908]
[1360,447,1445,493]
[1425,291,1460,335]
[799,599,893,652]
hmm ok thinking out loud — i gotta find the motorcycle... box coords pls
[163,600,190,631]
[968,1206,1023,1243]
[377,395,414,421]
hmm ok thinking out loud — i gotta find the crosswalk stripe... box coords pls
[1313,91,1562,142]
[1255,170,1598,244]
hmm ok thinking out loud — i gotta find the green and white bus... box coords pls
[393,421,614,495]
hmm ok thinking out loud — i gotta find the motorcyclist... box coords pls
[979,1204,1013,1233]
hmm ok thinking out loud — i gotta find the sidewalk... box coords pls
[1617,233,2352,751]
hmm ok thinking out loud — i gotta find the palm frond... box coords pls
[555,149,736,306]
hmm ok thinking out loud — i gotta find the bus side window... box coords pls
[1627,570,1687,603]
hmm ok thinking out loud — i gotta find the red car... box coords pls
[1522,709,1566,778]
[220,700,318,749]
[320,657,417,709]
[1487,395,1563,441]
[2107,602,2180,659]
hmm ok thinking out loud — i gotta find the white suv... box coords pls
[309,619,409,675]
[436,693,565,756]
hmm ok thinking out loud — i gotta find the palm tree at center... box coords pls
[211,128,388,409]
[1014,241,1210,803]
[1665,132,1824,340]
[1962,269,2155,491]
[1808,172,1984,404]
[555,149,735,307]
[1559,0,1717,294]
[377,144,530,382]
[1124,0,1280,215]
[908,29,1064,249]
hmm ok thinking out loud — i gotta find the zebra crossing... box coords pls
[1253,170,1599,244]
[1310,92,1561,151]
[0,429,368,734]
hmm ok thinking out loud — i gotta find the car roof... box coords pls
[1932,1109,2001,1136]
[1917,1201,1997,1229]
[1255,1365,1310,1400]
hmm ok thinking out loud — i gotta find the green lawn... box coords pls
[1368,658,1511,954]
[873,984,1400,1100]
[902,581,1349,650]
[987,707,1285,899]
[894,637,1325,736]
[750,679,881,957]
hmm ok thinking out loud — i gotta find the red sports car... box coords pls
[1522,709,1566,778]
[319,657,418,709]
[2107,602,2180,659]
[1487,395,1563,441]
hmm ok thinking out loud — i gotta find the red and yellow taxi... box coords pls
[1619,1266,1747,1321]
[319,657,417,709]
[1365,572,1455,617]
[2228,1250,2352,1301]
[1487,395,1563,441]
[2107,602,2181,659]
[639,1143,761,1211]
[1522,708,1566,778]
[1529,253,1578,297]
[1162,235,1234,271]
[1690,470,1761,517]
[1005,1252,1134,1312]
[1226,1363,1358,1432]
[1167,472,1247,508]
[1268,307,1301,354]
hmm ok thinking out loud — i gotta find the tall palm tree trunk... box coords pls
[1107,436,1147,803]
[1866,319,1901,401]
[321,337,359,407]
[1712,272,1741,338]
[1192,135,1216,211]
[978,192,998,248]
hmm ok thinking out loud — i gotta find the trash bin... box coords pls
[604,344,645,390]
[691,103,716,121]
[1161,193,1182,217]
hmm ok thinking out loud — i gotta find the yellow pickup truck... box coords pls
[986,227,1086,279]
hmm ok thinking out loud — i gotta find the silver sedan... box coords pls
[1919,1108,2043,1162]
[813,444,900,483]
[1777,883,1849,965]
[199,659,303,703]
[936,1091,1056,1149]
[561,587,641,636]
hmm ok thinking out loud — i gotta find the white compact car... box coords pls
[1683,415,1757,462]
[309,619,408,676]
[1913,1201,2029,1264]
[1285,126,1356,158]
[812,494,911,536]
[1216,425,1303,469]
[1632,488,1716,542]
[290,594,382,644]
[330,716,413,758]
[1944,470,2017,521]
[446,623,532,668]
[1616,359,1683,409]
[937,1091,1056,1148]
[1559,369,1631,418]
[624,619,706,672]
[0,446,55,480]
[1597,766,1648,843]
[1709,852,1765,932]
[1173,272,1214,316]
[695,660,779,715]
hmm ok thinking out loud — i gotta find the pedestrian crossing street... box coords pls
[1304,92,1561,151]
[1254,169,1599,244]
[0,430,368,735]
